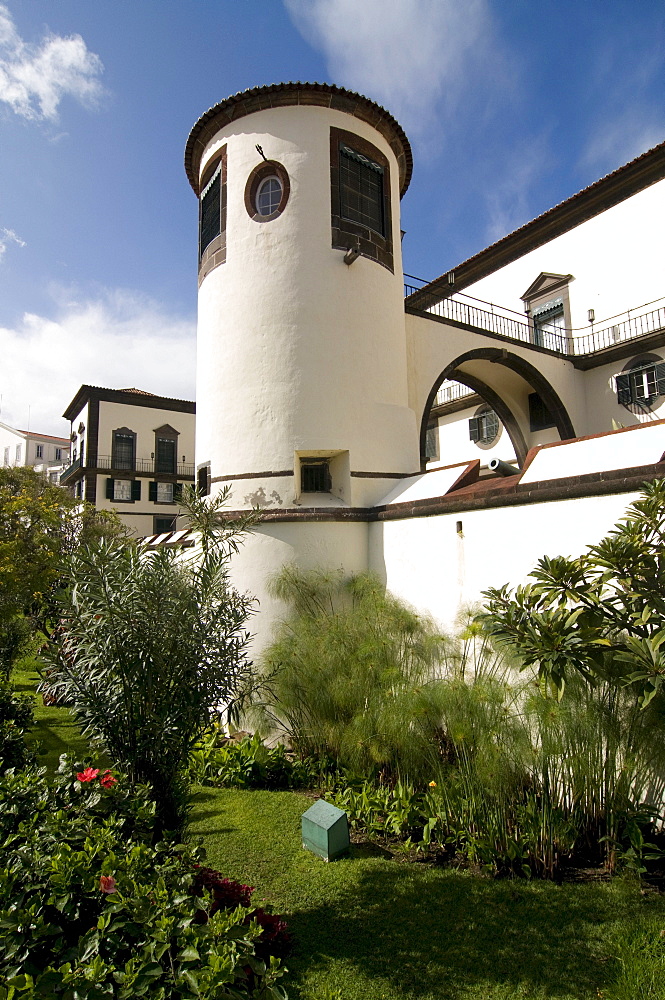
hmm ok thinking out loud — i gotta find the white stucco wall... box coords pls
[196,104,420,511]
[224,519,371,657]
[459,177,665,331]
[369,490,641,633]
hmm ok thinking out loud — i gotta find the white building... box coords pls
[0,420,70,483]
[60,386,196,537]
[183,82,665,646]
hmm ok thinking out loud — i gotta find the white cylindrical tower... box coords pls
[186,82,418,510]
[185,83,419,645]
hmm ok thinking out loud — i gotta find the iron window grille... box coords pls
[426,423,440,461]
[156,437,176,474]
[199,166,221,259]
[615,362,665,405]
[112,432,135,470]
[301,461,331,493]
[469,410,499,444]
[339,144,384,235]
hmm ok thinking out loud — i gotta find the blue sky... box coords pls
[0,0,663,434]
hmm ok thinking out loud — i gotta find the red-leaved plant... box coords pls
[191,866,290,959]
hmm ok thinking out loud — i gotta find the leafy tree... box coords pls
[481,479,665,707]
[0,466,127,640]
[42,487,258,834]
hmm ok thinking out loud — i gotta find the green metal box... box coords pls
[301,799,349,861]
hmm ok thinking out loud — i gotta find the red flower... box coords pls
[77,767,100,782]
[99,770,117,789]
[99,875,117,894]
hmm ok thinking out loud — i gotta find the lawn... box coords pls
[12,658,108,771]
[188,786,665,1000]
[9,664,665,1000]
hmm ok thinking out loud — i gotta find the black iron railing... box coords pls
[405,284,665,358]
[93,456,195,477]
[59,456,82,483]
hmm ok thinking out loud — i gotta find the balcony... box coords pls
[404,284,665,359]
[59,456,83,484]
[94,456,195,477]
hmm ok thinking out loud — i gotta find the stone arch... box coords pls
[419,347,576,469]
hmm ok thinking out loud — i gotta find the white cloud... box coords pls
[483,136,552,246]
[0,3,105,121]
[285,0,498,140]
[0,289,196,436]
[0,226,25,259]
[580,110,664,176]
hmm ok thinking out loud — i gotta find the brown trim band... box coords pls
[211,470,294,483]
[215,465,665,523]
[350,470,417,479]
[185,82,413,198]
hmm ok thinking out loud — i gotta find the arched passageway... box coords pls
[419,347,576,469]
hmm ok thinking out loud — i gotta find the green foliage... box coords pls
[0,617,33,682]
[256,567,449,782]
[41,488,259,834]
[328,660,665,877]
[0,762,288,999]
[188,728,319,790]
[0,681,36,771]
[190,786,665,1000]
[482,479,665,705]
[0,467,128,636]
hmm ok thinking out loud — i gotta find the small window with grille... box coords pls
[615,357,665,406]
[339,144,385,236]
[200,167,221,259]
[301,460,331,493]
[469,408,500,447]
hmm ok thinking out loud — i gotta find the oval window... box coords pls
[256,176,283,217]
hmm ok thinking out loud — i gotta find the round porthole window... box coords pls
[245,161,290,222]
[256,176,282,216]
[469,406,500,449]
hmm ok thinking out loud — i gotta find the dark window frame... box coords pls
[244,160,290,223]
[197,463,211,497]
[330,126,393,272]
[111,428,136,471]
[528,392,556,432]
[616,357,665,406]
[198,146,227,279]
[154,424,179,474]
[469,408,500,447]
[301,460,331,493]
[154,515,177,535]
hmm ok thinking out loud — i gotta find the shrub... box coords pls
[188,728,319,790]
[0,681,36,771]
[41,487,259,835]
[0,761,289,999]
[256,567,449,783]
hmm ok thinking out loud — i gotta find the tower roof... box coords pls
[185,81,413,197]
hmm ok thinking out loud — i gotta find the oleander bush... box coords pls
[0,760,289,999]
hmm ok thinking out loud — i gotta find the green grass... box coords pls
[188,787,665,1000]
[11,658,104,771]
[8,665,665,1000]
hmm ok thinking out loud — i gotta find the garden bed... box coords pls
[188,786,665,1000]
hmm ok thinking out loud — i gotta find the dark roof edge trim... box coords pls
[408,139,665,310]
[63,385,196,422]
[185,82,413,197]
